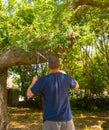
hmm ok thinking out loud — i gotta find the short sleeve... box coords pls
[67,75,76,88]
[31,77,44,94]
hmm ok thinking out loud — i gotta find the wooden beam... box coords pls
[72,0,109,9]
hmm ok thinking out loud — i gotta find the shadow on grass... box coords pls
[101,120,109,130]
[73,111,109,130]
[8,107,42,130]
[8,107,109,130]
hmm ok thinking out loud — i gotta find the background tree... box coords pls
[0,0,109,129]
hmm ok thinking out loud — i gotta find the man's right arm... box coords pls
[68,74,79,90]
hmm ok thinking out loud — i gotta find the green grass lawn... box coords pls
[8,107,109,130]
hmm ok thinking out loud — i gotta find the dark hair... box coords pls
[48,56,60,69]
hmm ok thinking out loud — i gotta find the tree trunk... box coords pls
[0,69,8,130]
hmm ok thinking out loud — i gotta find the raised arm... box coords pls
[26,75,38,98]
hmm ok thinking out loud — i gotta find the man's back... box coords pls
[27,56,79,130]
[31,72,76,121]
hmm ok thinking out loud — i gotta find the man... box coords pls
[27,56,79,130]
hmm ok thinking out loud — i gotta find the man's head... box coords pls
[48,56,60,70]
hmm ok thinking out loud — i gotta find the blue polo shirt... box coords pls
[31,72,76,121]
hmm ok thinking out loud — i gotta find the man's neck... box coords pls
[50,69,59,73]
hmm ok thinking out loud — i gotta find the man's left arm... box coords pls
[26,75,38,98]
